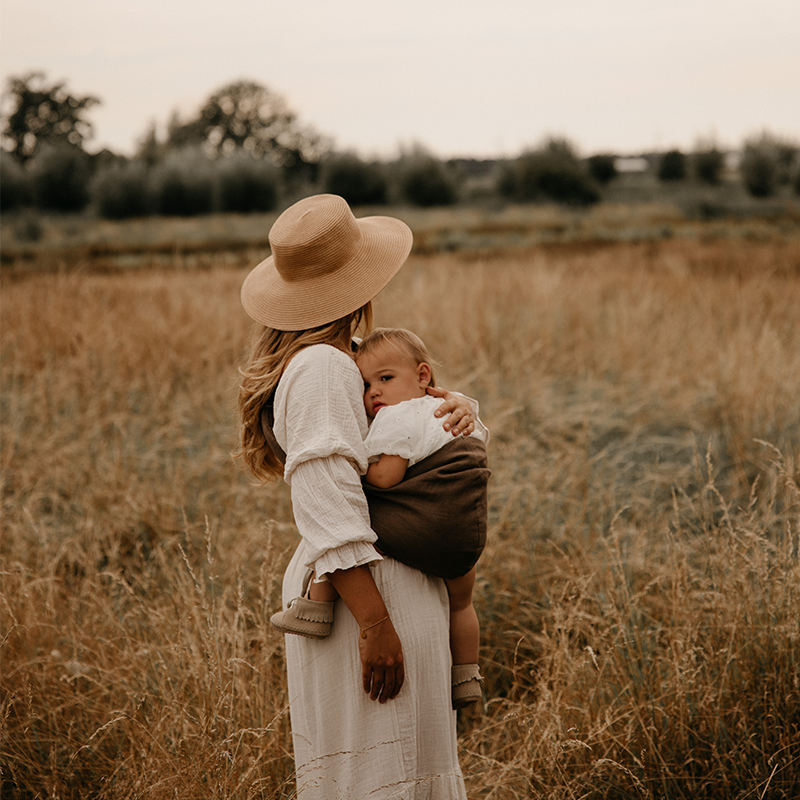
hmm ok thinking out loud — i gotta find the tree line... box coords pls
[2,72,799,219]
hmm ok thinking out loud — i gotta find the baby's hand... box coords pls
[428,387,475,437]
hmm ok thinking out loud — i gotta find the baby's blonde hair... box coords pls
[355,327,437,387]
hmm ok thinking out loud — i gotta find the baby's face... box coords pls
[356,344,430,418]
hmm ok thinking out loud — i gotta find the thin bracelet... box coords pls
[359,615,389,639]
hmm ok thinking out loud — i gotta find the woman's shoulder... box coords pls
[283,343,359,381]
[277,343,363,414]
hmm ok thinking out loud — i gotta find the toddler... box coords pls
[271,328,488,708]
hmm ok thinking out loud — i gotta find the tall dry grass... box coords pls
[2,237,799,798]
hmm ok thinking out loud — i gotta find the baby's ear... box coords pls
[417,362,432,388]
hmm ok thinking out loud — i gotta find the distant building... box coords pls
[614,156,650,173]
[724,150,741,172]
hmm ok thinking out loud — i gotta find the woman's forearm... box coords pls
[328,564,389,627]
[289,456,381,575]
[328,564,405,702]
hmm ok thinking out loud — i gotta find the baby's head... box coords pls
[355,328,437,418]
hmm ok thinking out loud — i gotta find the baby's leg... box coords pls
[308,572,338,603]
[445,567,479,665]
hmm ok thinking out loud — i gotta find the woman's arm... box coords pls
[276,347,405,702]
[364,454,409,488]
[328,565,404,703]
[290,459,405,703]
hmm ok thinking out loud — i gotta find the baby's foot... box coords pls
[451,663,483,709]
[270,569,334,639]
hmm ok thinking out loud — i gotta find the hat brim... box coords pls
[241,215,412,331]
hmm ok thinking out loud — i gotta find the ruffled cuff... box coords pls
[311,540,383,579]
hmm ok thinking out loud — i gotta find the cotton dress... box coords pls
[272,344,467,800]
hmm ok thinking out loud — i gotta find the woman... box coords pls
[238,194,472,798]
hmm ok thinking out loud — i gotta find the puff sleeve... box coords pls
[272,345,381,577]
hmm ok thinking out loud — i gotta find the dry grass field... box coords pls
[2,217,800,798]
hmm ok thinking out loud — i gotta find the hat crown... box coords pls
[269,195,361,283]
[240,193,412,331]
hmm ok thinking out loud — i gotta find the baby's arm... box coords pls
[364,454,409,488]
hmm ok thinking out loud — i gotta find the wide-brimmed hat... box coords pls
[241,194,413,331]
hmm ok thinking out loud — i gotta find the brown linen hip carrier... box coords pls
[363,436,490,579]
[261,403,490,580]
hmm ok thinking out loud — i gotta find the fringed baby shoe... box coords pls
[270,570,334,639]
[452,663,483,709]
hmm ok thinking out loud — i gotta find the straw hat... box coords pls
[241,194,413,331]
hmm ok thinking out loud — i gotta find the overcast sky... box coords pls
[1,0,798,159]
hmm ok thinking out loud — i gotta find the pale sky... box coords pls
[1,0,798,159]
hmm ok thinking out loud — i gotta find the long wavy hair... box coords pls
[237,303,372,482]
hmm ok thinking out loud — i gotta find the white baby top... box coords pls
[364,394,486,466]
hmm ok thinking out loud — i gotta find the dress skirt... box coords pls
[282,541,467,799]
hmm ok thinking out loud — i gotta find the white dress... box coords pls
[272,344,467,800]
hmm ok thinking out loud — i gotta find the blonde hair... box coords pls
[237,303,372,482]
[355,327,437,387]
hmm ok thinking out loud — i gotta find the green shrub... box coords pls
[91,160,155,219]
[658,149,687,181]
[741,134,798,197]
[742,152,776,197]
[499,139,599,206]
[693,147,724,184]
[741,144,777,198]
[151,148,215,216]
[587,154,618,185]
[214,153,279,213]
[29,144,92,212]
[321,153,387,206]
[392,152,457,207]
[0,151,32,210]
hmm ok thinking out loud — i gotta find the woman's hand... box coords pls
[328,564,405,702]
[427,386,475,436]
[358,618,405,703]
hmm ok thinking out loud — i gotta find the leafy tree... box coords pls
[151,148,216,216]
[91,159,155,219]
[693,146,724,184]
[321,153,387,206]
[394,150,457,207]
[499,139,599,206]
[1,72,99,163]
[166,80,328,167]
[587,154,618,185]
[215,152,279,213]
[775,142,799,185]
[741,148,775,197]
[658,149,687,181]
[0,151,32,210]
[740,133,798,198]
[135,122,166,166]
[29,143,92,211]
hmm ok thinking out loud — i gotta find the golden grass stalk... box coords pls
[2,237,799,798]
